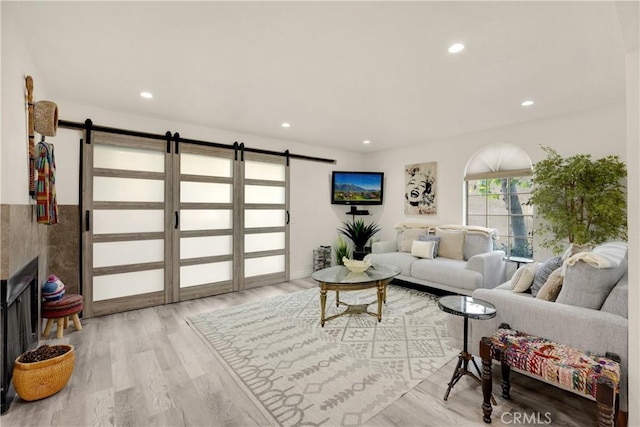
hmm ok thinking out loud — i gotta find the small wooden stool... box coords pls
[42,294,84,339]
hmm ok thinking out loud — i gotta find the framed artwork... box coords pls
[405,162,437,215]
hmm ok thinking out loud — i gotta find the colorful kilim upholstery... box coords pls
[487,328,620,400]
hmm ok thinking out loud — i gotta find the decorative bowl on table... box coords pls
[342,257,371,273]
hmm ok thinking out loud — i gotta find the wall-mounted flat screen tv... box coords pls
[331,171,384,205]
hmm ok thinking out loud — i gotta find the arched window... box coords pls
[464,143,533,258]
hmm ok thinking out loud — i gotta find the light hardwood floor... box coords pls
[3,279,598,426]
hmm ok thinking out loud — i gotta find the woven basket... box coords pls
[13,345,74,401]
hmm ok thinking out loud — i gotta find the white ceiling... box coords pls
[4,1,628,153]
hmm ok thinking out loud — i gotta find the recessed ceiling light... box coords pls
[521,100,535,107]
[363,140,371,144]
[140,91,153,99]
[281,122,291,128]
[448,43,465,54]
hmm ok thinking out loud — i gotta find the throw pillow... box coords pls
[435,227,467,260]
[531,256,563,297]
[418,235,441,256]
[556,255,627,310]
[535,267,563,301]
[399,228,429,252]
[411,240,436,259]
[511,263,538,293]
[463,232,493,260]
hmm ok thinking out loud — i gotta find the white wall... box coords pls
[0,17,51,206]
[364,104,628,252]
[624,48,639,427]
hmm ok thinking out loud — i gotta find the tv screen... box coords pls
[331,171,384,205]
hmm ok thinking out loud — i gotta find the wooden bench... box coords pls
[480,326,621,427]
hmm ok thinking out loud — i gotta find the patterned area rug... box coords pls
[187,283,459,426]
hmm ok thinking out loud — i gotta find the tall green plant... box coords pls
[530,146,627,253]
[337,218,380,252]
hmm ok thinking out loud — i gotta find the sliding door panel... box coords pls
[240,153,290,290]
[82,132,170,317]
[175,145,235,301]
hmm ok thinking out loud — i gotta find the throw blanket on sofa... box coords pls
[563,241,627,273]
[392,223,498,239]
[437,224,499,239]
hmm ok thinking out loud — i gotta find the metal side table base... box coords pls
[438,295,498,405]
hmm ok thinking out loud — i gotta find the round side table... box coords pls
[438,295,496,402]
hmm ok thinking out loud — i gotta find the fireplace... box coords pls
[1,257,39,415]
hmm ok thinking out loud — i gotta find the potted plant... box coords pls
[530,146,627,254]
[13,344,74,401]
[333,235,351,265]
[338,218,381,260]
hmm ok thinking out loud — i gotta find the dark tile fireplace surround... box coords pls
[0,257,39,415]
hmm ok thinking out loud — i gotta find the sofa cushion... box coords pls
[531,256,563,297]
[496,282,515,291]
[418,235,441,256]
[535,267,563,301]
[365,252,417,276]
[511,263,538,293]
[464,232,493,260]
[600,272,628,318]
[411,240,436,259]
[435,228,467,260]
[398,228,429,252]
[411,258,482,292]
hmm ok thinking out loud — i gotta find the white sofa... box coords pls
[365,224,507,295]
[447,241,629,412]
